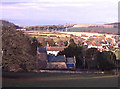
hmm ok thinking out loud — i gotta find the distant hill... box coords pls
[68,27,118,34]
[2,20,36,72]
[105,22,120,25]
[24,22,119,34]
[68,23,119,34]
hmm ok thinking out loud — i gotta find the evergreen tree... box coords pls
[58,39,83,68]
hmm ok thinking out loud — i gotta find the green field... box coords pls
[2,72,119,87]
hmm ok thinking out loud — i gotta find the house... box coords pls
[80,34,90,40]
[46,43,66,56]
[16,29,26,31]
[66,57,76,69]
[47,55,67,69]
[47,54,76,69]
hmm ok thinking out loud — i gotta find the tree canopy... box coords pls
[58,38,117,70]
[86,48,117,70]
[96,51,116,70]
[58,39,83,68]
[2,20,41,72]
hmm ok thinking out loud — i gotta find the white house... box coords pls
[16,29,26,31]
[46,43,66,56]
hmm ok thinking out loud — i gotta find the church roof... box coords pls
[38,47,47,53]
[47,55,66,62]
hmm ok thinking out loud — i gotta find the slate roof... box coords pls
[66,57,75,63]
[38,47,47,53]
[47,55,66,62]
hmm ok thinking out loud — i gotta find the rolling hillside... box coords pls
[68,27,118,34]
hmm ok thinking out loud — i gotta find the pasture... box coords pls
[2,72,119,87]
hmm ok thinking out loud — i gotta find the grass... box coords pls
[2,72,119,87]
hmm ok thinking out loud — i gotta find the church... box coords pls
[37,46,76,69]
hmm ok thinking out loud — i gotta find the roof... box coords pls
[38,47,47,53]
[47,55,66,62]
[47,46,66,51]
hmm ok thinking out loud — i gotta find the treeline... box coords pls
[58,39,117,71]
[25,25,73,31]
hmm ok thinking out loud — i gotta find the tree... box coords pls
[69,39,77,47]
[58,39,83,68]
[2,20,39,72]
[48,39,56,46]
[31,37,42,56]
[85,48,99,70]
[85,48,117,71]
[97,51,116,71]
[64,41,68,46]
[86,48,117,71]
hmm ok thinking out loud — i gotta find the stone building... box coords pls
[37,47,47,69]
[47,55,67,69]
[37,47,76,69]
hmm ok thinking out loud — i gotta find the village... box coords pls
[2,0,120,87]
[22,29,120,71]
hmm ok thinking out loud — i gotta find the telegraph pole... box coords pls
[47,26,49,31]
[65,23,68,32]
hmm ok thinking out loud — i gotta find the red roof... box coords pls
[81,34,88,37]
[47,46,66,51]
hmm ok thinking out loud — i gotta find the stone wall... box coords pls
[47,62,67,69]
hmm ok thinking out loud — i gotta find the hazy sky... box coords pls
[1,0,119,26]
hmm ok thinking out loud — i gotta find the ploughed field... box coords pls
[2,72,119,87]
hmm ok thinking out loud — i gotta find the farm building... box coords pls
[37,47,76,69]
[47,55,67,69]
[46,42,66,56]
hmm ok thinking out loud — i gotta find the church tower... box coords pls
[37,47,47,69]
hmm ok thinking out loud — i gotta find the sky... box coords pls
[1,0,120,26]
